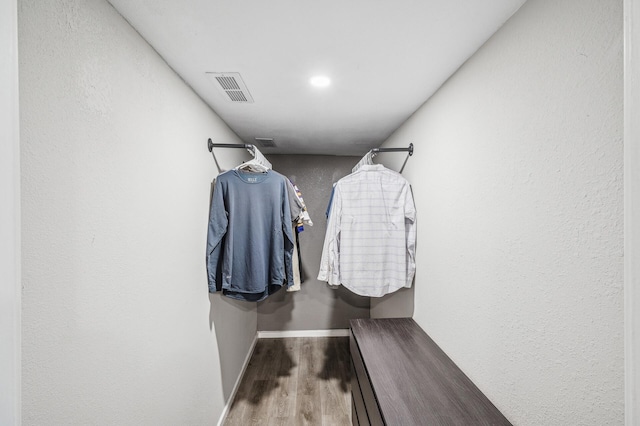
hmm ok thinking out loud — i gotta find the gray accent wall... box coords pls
[258,155,371,331]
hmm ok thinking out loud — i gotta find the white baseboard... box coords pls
[257,329,350,338]
[216,333,258,426]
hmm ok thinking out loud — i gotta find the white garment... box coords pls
[317,164,416,297]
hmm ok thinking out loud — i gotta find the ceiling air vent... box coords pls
[206,72,254,103]
[255,138,276,148]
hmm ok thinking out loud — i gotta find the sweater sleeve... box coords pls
[282,180,295,287]
[285,179,304,223]
[206,178,228,292]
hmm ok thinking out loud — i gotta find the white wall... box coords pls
[19,0,256,423]
[379,0,624,424]
[625,0,640,423]
[0,0,21,424]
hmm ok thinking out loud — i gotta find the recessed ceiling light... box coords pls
[310,75,331,88]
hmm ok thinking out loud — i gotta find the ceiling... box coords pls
[107,0,526,155]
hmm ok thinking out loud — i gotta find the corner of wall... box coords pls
[0,0,21,424]
[624,0,640,423]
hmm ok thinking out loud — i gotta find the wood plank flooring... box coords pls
[224,337,351,426]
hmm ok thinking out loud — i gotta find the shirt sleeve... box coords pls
[318,183,342,285]
[404,183,417,288]
[325,185,336,219]
[206,178,228,292]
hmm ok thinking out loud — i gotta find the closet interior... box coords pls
[207,140,420,425]
[15,0,626,425]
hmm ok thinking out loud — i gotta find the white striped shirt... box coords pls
[317,164,416,297]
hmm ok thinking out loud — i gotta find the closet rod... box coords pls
[207,138,255,155]
[371,143,414,156]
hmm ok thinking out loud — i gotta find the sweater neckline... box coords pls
[233,169,271,184]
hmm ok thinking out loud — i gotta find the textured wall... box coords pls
[625,0,640,422]
[19,0,256,423]
[1,0,21,423]
[380,0,624,424]
[257,155,370,330]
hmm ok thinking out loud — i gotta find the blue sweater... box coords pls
[207,169,294,301]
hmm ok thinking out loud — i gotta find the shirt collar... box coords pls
[358,164,385,171]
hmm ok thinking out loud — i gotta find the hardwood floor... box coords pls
[224,337,351,426]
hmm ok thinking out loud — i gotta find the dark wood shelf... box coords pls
[350,317,512,426]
